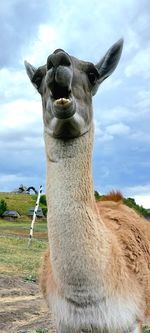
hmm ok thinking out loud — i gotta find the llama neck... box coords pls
[44,126,110,288]
[45,126,96,208]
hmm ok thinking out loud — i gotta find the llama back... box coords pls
[97,198,150,320]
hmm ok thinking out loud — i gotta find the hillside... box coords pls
[0,191,149,220]
[0,192,47,220]
[95,191,150,219]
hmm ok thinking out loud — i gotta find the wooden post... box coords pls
[28,185,42,247]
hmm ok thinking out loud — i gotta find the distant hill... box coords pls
[95,190,150,220]
[0,193,46,219]
[0,192,149,221]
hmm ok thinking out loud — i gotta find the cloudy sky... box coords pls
[0,0,150,207]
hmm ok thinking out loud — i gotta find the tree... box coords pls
[94,190,101,200]
[0,199,7,217]
[123,197,147,216]
[42,207,47,217]
[40,195,47,206]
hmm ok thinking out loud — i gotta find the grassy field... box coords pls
[0,218,48,278]
[0,192,38,215]
[0,192,48,278]
[0,192,149,333]
[0,217,49,333]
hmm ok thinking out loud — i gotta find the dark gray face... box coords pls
[25,39,123,139]
[43,49,98,138]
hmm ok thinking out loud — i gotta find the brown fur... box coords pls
[40,250,57,300]
[25,43,150,332]
[100,190,123,202]
[41,198,150,320]
[97,199,150,319]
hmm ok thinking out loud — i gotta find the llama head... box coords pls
[25,39,123,139]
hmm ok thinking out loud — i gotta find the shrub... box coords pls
[42,207,47,217]
[94,190,101,200]
[40,195,47,206]
[123,197,148,216]
[0,199,7,217]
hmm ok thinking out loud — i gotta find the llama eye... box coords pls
[33,75,42,90]
[88,72,97,85]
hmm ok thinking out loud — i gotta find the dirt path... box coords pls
[0,275,56,333]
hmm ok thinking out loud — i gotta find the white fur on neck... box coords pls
[48,292,141,333]
[45,126,111,287]
[44,125,144,332]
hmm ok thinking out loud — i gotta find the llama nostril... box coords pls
[58,53,71,66]
[47,52,71,69]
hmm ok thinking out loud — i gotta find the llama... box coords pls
[25,39,150,333]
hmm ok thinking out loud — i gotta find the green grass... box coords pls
[143,328,150,333]
[0,192,48,278]
[0,218,48,277]
[0,235,48,277]
[18,329,48,333]
[0,218,47,232]
[0,213,49,332]
[0,218,48,241]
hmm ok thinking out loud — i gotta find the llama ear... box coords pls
[92,39,123,95]
[24,60,37,82]
[24,60,44,93]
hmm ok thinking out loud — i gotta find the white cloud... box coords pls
[0,134,44,150]
[130,131,150,143]
[94,120,113,142]
[94,121,103,137]
[97,133,114,143]
[99,77,122,92]
[0,174,30,184]
[0,67,44,150]
[134,195,150,209]
[0,173,42,192]
[95,120,130,142]
[20,0,142,66]
[124,28,140,54]
[124,184,150,208]
[125,46,150,79]
[22,24,58,66]
[0,99,42,131]
[0,98,43,150]
[94,106,131,125]
[136,89,150,110]
[0,67,38,101]
[125,184,150,196]
[106,122,130,136]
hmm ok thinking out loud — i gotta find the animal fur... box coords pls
[40,194,150,330]
[25,41,150,333]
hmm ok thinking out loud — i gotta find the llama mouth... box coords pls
[50,81,71,100]
[52,94,75,119]
[50,82,75,118]
[54,97,72,107]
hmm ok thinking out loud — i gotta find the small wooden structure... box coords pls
[28,207,44,218]
[3,210,20,221]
